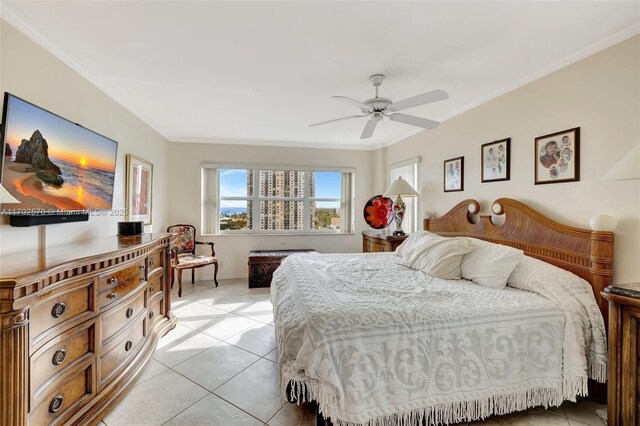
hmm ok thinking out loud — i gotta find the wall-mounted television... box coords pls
[0,93,118,226]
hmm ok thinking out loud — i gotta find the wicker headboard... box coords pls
[424,198,614,318]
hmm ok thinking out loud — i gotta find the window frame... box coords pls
[202,164,355,235]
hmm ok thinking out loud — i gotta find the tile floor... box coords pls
[101,278,607,426]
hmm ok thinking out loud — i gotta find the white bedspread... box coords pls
[271,253,607,426]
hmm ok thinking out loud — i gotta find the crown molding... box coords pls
[170,136,381,151]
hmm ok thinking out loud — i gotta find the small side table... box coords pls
[362,231,408,253]
[248,249,317,288]
[602,282,640,426]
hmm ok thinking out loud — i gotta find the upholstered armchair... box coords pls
[167,224,219,297]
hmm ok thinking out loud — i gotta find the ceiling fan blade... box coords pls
[360,119,378,139]
[331,96,372,111]
[389,113,440,130]
[309,114,369,127]
[388,89,449,112]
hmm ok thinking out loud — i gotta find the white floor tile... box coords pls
[164,393,263,426]
[224,323,276,356]
[172,341,260,391]
[152,324,220,367]
[133,358,168,386]
[265,348,278,362]
[233,300,275,324]
[197,292,260,313]
[103,370,208,425]
[198,312,262,341]
[172,302,230,331]
[215,358,284,422]
[268,403,316,426]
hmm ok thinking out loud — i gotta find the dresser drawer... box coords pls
[31,281,94,347]
[99,312,146,387]
[147,272,164,298]
[98,260,145,295]
[148,249,165,272]
[98,261,146,310]
[147,295,164,326]
[29,363,93,426]
[31,320,95,400]
[101,287,146,344]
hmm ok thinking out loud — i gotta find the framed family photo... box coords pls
[444,156,464,192]
[126,154,153,225]
[481,138,510,182]
[535,127,580,185]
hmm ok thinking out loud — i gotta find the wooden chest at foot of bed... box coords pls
[248,249,317,288]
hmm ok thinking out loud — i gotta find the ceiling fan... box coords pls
[309,74,449,139]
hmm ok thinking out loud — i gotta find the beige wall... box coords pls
[167,141,375,279]
[383,35,640,283]
[0,21,170,256]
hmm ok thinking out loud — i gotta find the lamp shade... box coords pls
[602,144,640,181]
[0,184,20,204]
[383,177,419,197]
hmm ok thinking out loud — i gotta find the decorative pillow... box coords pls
[460,238,524,290]
[395,231,430,257]
[398,233,475,279]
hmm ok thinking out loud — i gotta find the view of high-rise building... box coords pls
[218,169,340,231]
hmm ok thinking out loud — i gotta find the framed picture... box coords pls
[444,156,464,192]
[535,127,580,184]
[481,138,510,182]
[126,154,153,225]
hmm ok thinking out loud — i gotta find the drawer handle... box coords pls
[51,303,67,319]
[149,311,154,320]
[52,349,67,366]
[108,292,117,300]
[125,341,132,351]
[126,307,134,318]
[108,277,117,285]
[149,260,155,267]
[139,276,145,282]
[140,264,145,270]
[149,286,154,294]
[49,395,64,413]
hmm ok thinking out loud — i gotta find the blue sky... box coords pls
[220,169,340,209]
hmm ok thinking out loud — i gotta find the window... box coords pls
[389,157,420,234]
[202,165,355,234]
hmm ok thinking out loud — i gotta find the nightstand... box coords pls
[602,282,640,426]
[362,231,408,252]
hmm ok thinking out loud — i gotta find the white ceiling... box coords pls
[2,1,639,150]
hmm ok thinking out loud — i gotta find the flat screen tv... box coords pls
[0,93,118,226]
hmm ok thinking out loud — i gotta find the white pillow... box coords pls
[395,231,431,257]
[461,238,523,290]
[399,233,475,279]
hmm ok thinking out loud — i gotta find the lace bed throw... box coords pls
[271,253,607,426]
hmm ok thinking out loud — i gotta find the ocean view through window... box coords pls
[202,166,354,234]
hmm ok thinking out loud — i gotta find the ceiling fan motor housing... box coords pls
[363,97,392,113]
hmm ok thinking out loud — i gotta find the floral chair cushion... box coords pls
[176,255,217,268]
[168,225,195,253]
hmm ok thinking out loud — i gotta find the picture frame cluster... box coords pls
[443,127,580,191]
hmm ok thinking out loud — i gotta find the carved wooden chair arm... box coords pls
[196,241,215,257]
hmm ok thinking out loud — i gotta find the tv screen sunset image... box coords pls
[1,95,117,212]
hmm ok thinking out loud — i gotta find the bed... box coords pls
[271,198,614,426]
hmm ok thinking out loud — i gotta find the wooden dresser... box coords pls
[0,233,176,426]
[362,231,408,252]
[602,282,640,426]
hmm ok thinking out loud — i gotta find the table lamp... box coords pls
[383,177,419,235]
